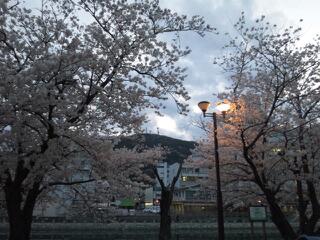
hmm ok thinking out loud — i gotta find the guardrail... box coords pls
[0,215,269,224]
[0,222,283,240]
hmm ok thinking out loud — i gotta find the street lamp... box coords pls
[198,100,231,240]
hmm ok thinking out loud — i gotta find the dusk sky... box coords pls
[153,0,320,141]
[26,0,320,141]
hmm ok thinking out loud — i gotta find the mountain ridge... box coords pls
[116,133,197,164]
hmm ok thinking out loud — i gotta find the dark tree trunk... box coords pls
[304,180,320,234]
[296,179,307,233]
[264,190,297,240]
[159,188,173,240]
[298,125,320,234]
[153,163,182,240]
[243,147,297,240]
[4,181,40,240]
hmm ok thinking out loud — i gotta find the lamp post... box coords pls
[198,100,230,240]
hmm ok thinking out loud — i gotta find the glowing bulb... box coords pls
[216,101,231,112]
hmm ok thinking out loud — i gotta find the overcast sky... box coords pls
[25,0,320,141]
[150,0,320,141]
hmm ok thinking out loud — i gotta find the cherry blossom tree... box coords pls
[196,14,320,239]
[0,0,211,239]
[59,144,163,220]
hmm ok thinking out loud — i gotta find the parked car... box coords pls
[128,209,136,215]
[296,235,320,240]
[143,206,160,213]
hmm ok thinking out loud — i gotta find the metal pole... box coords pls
[262,221,267,240]
[212,112,225,240]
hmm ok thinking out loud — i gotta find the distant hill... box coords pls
[115,134,196,164]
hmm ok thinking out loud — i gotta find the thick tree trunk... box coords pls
[7,209,33,240]
[296,179,307,233]
[304,181,320,234]
[4,181,39,240]
[243,148,297,240]
[298,125,320,234]
[153,162,181,240]
[159,188,173,240]
[264,190,297,240]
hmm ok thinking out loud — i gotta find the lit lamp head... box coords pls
[216,101,231,118]
[216,101,231,112]
[198,101,211,116]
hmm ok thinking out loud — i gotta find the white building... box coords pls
[145,160,213,207]
[145,161,180,206]
[175,166,212,202]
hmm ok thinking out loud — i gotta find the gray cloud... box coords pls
[145,0,320,141]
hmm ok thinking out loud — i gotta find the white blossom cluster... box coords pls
[0,0,210,231]
[195,14,320,236]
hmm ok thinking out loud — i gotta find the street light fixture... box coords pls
[198,100,231,240]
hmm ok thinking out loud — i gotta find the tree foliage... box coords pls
[0,0,211,239]
[196,13,320,239]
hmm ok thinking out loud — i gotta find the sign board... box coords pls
[249,206,267,222]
